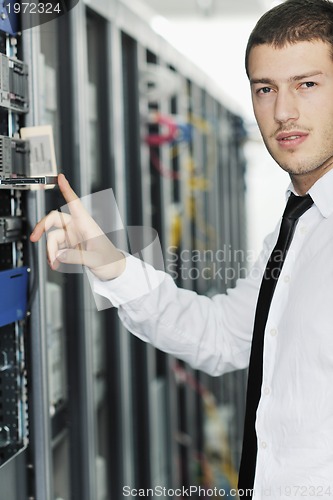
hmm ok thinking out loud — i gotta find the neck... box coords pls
[290,160,333,195]
[290,175,315,195]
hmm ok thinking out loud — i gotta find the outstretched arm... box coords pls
[30,172,269,376]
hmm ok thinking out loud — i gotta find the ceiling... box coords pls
[139,0,267,18]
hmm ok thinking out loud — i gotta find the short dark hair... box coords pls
[245,0,333,77]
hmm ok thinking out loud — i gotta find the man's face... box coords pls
[248,40,333,190]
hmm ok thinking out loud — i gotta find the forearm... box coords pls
[91,255,261,376]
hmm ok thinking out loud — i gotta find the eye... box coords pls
[300,81,317,89]
[257,87,272,94]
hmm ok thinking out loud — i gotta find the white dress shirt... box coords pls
[92,168,333,498]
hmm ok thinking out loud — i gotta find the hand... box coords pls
[30,174,126,281]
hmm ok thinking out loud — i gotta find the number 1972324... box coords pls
[4,2,61,15]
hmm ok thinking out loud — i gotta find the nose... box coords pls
[274,89,299,124]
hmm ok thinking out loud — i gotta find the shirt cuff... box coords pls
[87,254,166,308]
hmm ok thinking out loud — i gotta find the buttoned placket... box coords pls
[253,216,311,495]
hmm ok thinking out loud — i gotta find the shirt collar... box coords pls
[286,168,333,219]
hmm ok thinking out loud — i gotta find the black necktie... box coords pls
[238,193,314,496]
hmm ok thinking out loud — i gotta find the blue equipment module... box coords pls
[0,266,29,327]
[0,1,19,35]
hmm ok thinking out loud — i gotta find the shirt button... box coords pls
[270,328,278,337]
[263,387,271,396]
[261,441,267,449]
[283,275,290,283]
[300,226,308,235]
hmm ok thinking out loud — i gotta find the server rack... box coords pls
[0,1,248,498]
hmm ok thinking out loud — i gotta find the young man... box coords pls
[31,0,333,497]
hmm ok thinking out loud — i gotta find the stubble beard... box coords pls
[261,124,333,178]
[263,137,333,178]
[276,155,324,176]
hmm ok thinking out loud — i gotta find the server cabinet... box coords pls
[0,9,36,500]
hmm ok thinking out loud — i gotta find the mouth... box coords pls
[275,131,309,149]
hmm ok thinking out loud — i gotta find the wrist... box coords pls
[92,251,126,281]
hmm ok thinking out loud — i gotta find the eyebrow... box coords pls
[250,71,324,86]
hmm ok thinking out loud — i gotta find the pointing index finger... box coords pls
[58,173,88,219]
[58,173,78,203]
